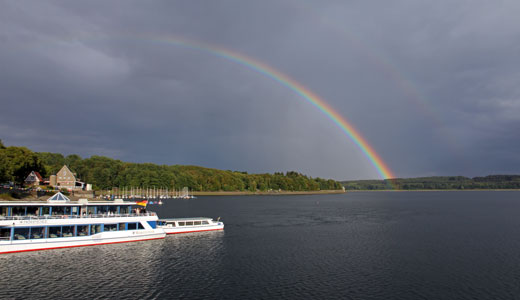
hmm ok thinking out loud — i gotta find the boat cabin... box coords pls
[158,217,214,227]
[0,201,139,217]
[0,196,154,242]
[0,192,145,218]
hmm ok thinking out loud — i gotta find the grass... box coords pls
[0,193,15,200]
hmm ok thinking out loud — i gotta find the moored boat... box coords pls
[0,192,165,254]
[157,217,224,234]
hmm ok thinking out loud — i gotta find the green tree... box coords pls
[65,154,83,173]
[0,150,9,183]
[24,148,345,192]
[1,146,45,184]
[37,152,65,175]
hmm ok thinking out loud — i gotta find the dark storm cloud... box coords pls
[1,0,520,179]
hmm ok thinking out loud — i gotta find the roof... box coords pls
[24,171,44,182]
[57,165,77,179]
[33,172,43,181]
[47,192,71,202]
[58,165,73,173]
[0,201,136,206]
[160,217,214,222]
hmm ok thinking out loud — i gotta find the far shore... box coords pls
[4,188,520,202]
[0,189,346,201]
[191,190,346,196]
[345,189,520,192]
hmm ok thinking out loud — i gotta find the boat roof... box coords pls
[48,192,70,202]
[0,200,137,206]
[160,217,214,222]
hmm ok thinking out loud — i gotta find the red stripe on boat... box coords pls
[0,236,164,254]
[166,228,224,234]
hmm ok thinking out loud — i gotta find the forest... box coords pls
[0,140,342,192]
[342,175,520,190]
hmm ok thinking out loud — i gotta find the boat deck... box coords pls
[0,212,157,221]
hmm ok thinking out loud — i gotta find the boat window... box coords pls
[71,206,80,215]
[87,206,96,215]
[63,206,71,215]
[97,206,108,214]
[127,223,137,230]
[178,222,185,226]
[119,223,125,231]
[147,221,157,229]
[41,206,50,215]
[26,206,39,216]
[194,221,202,226]
[11,206,26,216]
[0,206,8,216]
[202,221,209,225]
[14,227,30,240]
[168,222,176,227]
[120,206,130,214]
[48,226,62,238]
[31,227,45,239]
[104,224,117,231]
[77,225,89,236]
[51,206,65,215]
[186,221,194,226]
[108,206,118,214]
[91,224,102,234]
[138,222,145,230]
[0,227,10,240]
[62,226,74,237]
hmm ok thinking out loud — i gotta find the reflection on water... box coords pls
[0,232,226,299]
[2,192,520,299]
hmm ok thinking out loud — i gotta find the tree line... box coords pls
[0,140,342,192]
[342,176,520,190]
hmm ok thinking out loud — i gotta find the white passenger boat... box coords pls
[0,192,165,254]
[157,217,224,234]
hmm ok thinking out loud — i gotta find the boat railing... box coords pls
[0,212,157,221]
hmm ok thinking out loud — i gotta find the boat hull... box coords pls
[0,229,165,254]
[162,225,224,235]
[157,217,224,235]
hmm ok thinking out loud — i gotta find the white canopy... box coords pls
[47,192,71,203]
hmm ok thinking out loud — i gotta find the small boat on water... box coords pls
[157,217,224,234]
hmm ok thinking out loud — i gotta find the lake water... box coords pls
[1,191,520,299]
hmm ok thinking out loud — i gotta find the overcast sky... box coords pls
[1,1,520,180]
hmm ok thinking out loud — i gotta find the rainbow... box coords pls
[286,3,462,159]
[143,35,396,179]
[62,33,396,179]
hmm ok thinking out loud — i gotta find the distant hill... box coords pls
[342,175,520,190]
[0,140,342,192]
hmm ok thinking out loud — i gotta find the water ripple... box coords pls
[2,192,520,299]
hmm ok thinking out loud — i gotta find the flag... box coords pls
[136,200,148,207]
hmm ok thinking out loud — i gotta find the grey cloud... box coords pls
[1,0,520,180]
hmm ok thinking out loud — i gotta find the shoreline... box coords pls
[3,189,519,201]
[0,189,346,201]
[346,189,520,192]
[192,190,346,196]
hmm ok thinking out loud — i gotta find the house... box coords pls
[24,171,44,186]
[56,165,85,190]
